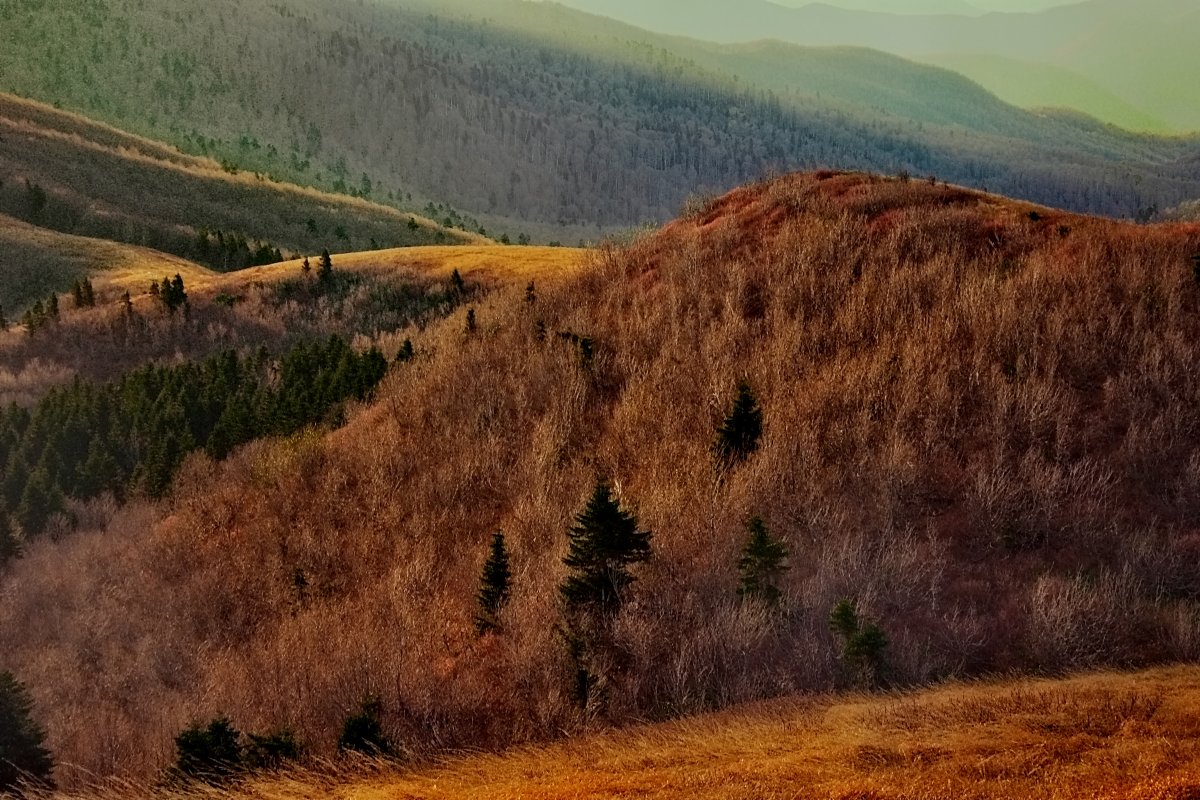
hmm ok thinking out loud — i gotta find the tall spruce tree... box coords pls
[317,250,334,285]
[0,672,54,792]
[714,380,763,465]
[560,480,652,619]
[737,516,788,607]
[475,532,512,634]
[0,505,20,567]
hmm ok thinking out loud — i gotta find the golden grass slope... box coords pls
[87,667,1200,800]
[204,246,590,292]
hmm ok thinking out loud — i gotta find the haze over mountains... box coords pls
[552,0,1200,133]
[1,0,1197,255]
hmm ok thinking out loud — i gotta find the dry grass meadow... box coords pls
[4,172,1200,787]
[50,667,1200,800]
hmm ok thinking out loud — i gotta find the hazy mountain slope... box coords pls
[554,0,1200,132]
[0,93,467,310]
[6,172,1200,783]
[921,53,1171,134]
[1,0,1198,237]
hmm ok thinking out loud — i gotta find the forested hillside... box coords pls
[0,93,468,311]
[1,0,1197,236]
[5,172,1200,785]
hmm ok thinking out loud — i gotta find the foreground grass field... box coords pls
[78,667,1200,800]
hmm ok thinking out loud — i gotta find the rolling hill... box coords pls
[1,0,1198,240]
[5,172,1200,785]
[553,0,1200,132]
[0,92,471,311]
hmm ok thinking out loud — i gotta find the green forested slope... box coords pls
[1,0,1197,233]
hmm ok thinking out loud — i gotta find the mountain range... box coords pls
[0,0,1196,246]
[550,0,1200,132]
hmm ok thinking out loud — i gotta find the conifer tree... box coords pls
[829,600,889,689]
[465,307,477,334]
[0,672,54,792]
[0,507,20,568]
[301,256,311,276]
[337,697,391,756]
[475,531,512,634]
[317,249,333,285]
[172,716,243,784]
[525,281,537,305]
[0,303,7,331]
[714,380,763,466]
[737,516,788,607]
[45,294,58,322]
[395,339,414,363]
[81,278,95,307]
[560,480,652,619]
[71,280,84,308]
[449,268,466,296]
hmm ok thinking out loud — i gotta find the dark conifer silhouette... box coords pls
[0,672,54,792]
[714,380,763,465]
[560,480,652,619]
[475,531,512,634]
[737,516,788,607]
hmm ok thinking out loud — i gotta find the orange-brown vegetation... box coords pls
[4,172,1200,785]
[0,244,584,405]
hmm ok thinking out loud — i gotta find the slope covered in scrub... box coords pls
[3,172,1200,784]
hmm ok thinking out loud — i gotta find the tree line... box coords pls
[0,335,388,556]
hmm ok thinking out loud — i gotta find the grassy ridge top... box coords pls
[0,93,471,310]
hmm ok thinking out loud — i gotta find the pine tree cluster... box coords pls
[0,336,388,539]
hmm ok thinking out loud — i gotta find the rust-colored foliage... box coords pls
[4,172,1200,785]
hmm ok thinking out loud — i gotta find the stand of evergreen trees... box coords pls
[0,336,388,541]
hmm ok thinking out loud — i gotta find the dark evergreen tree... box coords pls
[525,281,537,305]
[714,380,763,466]
[243,729,303,770]
[80,278,95,307]
[829,600,889,689]
[559,480,652,619]
[0,508,19,568]
[317,249,334,285]
[301,256,311,276]
[0,672,54,792]
[337,697,391,756]
[71,280,85,308]
[737,516,788,607]
[395,339,414,363]
[465,307,477,334]
[475,531,512,635]
[16,466,64,536]
[172,717,243,784]
[449,268,466,296]
[45,294,59,322]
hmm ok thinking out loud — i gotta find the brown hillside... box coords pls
[4,172,1200,785]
